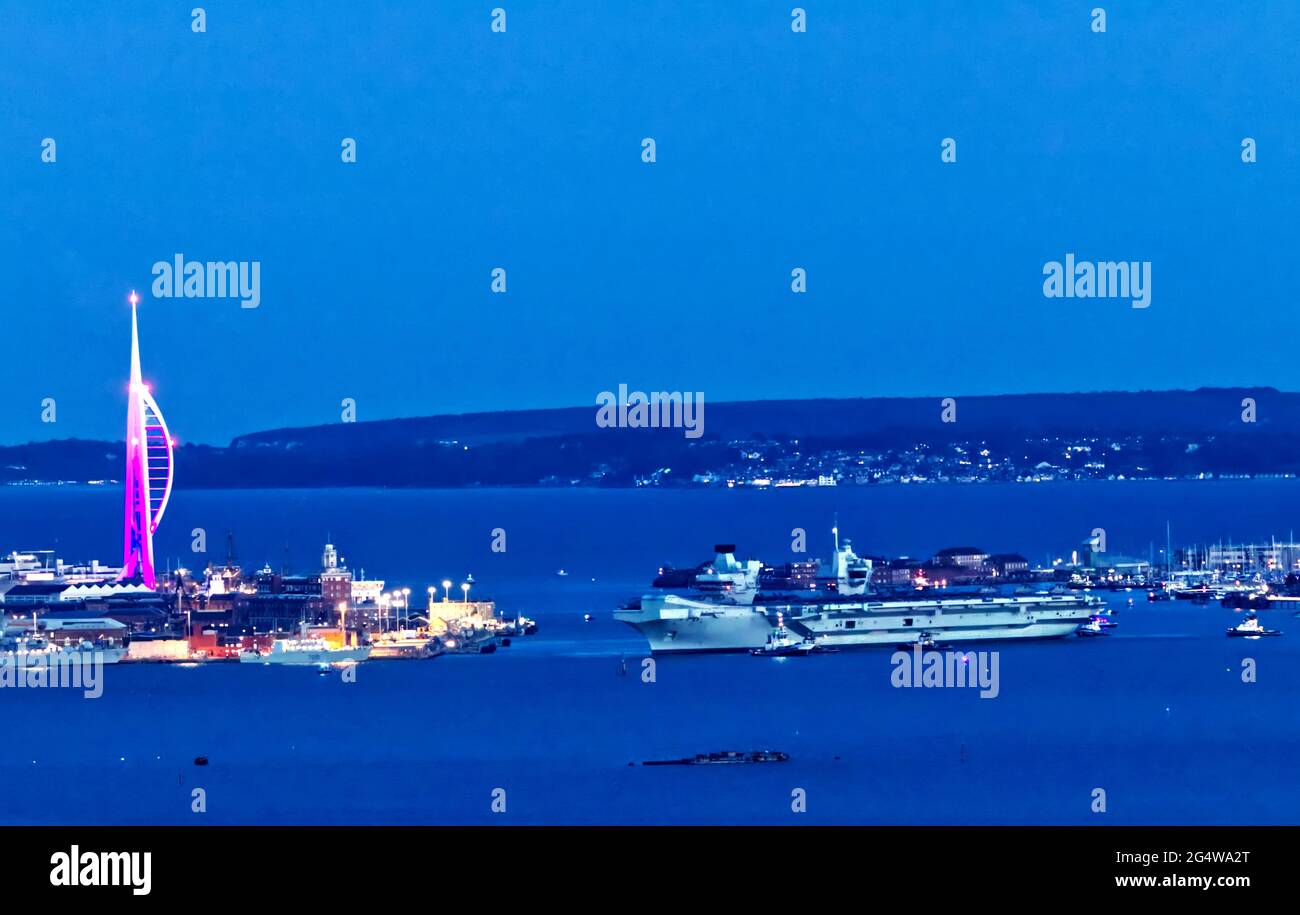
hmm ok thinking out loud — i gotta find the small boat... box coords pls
[750,617,835,656]
[1226,614,1282,638]
[897,631,952,651]
[556,569,569,577]
[751,629,815,656]
[1075,619,1110,637]
[583,613,594,622]
[1089,613,1117,629]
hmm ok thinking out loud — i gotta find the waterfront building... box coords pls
[931,547,990,570]
[871,558,924,586]
[3,580,147,612]
[427,599,498,634]
[38,617,129,648]
[1205,541,1300,573]
[240,593,327,632]
[351,578,386,605]
[758,560,820,591]
[126,635,191,661]
[320,543,353,608]
[0,582,69,606]
[988,553,1030,577]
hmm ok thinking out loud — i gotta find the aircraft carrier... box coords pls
[615,535,1100,653]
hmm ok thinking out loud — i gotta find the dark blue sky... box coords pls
[3,1,1298,445]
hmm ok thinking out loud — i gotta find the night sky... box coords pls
[2,1,1297,444]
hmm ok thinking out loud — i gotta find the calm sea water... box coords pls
[1,480,1298,825]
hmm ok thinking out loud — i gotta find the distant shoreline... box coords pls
[7,388,1300,488]
[5,475,1300,493]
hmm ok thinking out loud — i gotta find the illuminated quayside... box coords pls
[0,293,534,664]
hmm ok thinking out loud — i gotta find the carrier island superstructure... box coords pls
[615,534,1101,653]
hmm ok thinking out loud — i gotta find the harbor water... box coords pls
[1,481,1298,824]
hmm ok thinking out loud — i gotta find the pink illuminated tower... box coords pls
[118,291,175,589]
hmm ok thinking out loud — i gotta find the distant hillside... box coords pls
[3,388,1296,488]
[230,388,1293,448]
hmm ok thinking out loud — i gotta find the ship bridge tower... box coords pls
[117,291,175,589]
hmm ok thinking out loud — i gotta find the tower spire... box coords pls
[129,290,143,389]
[118,291,175,589]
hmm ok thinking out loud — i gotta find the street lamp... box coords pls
[461,581,470,604]
[442,579,452,603]
[402,587,410,629]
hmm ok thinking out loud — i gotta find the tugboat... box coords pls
[1226,613,1282,638]
[897,631,952,651]
[750,615,835,656]
[751,626,813,657]
[1089,612,1117,630]
[1075,618,1110,638]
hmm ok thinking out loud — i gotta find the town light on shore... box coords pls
[442,579,452,602]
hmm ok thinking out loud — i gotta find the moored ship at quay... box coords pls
[616,533,1102,653]
[0,544,535,666]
